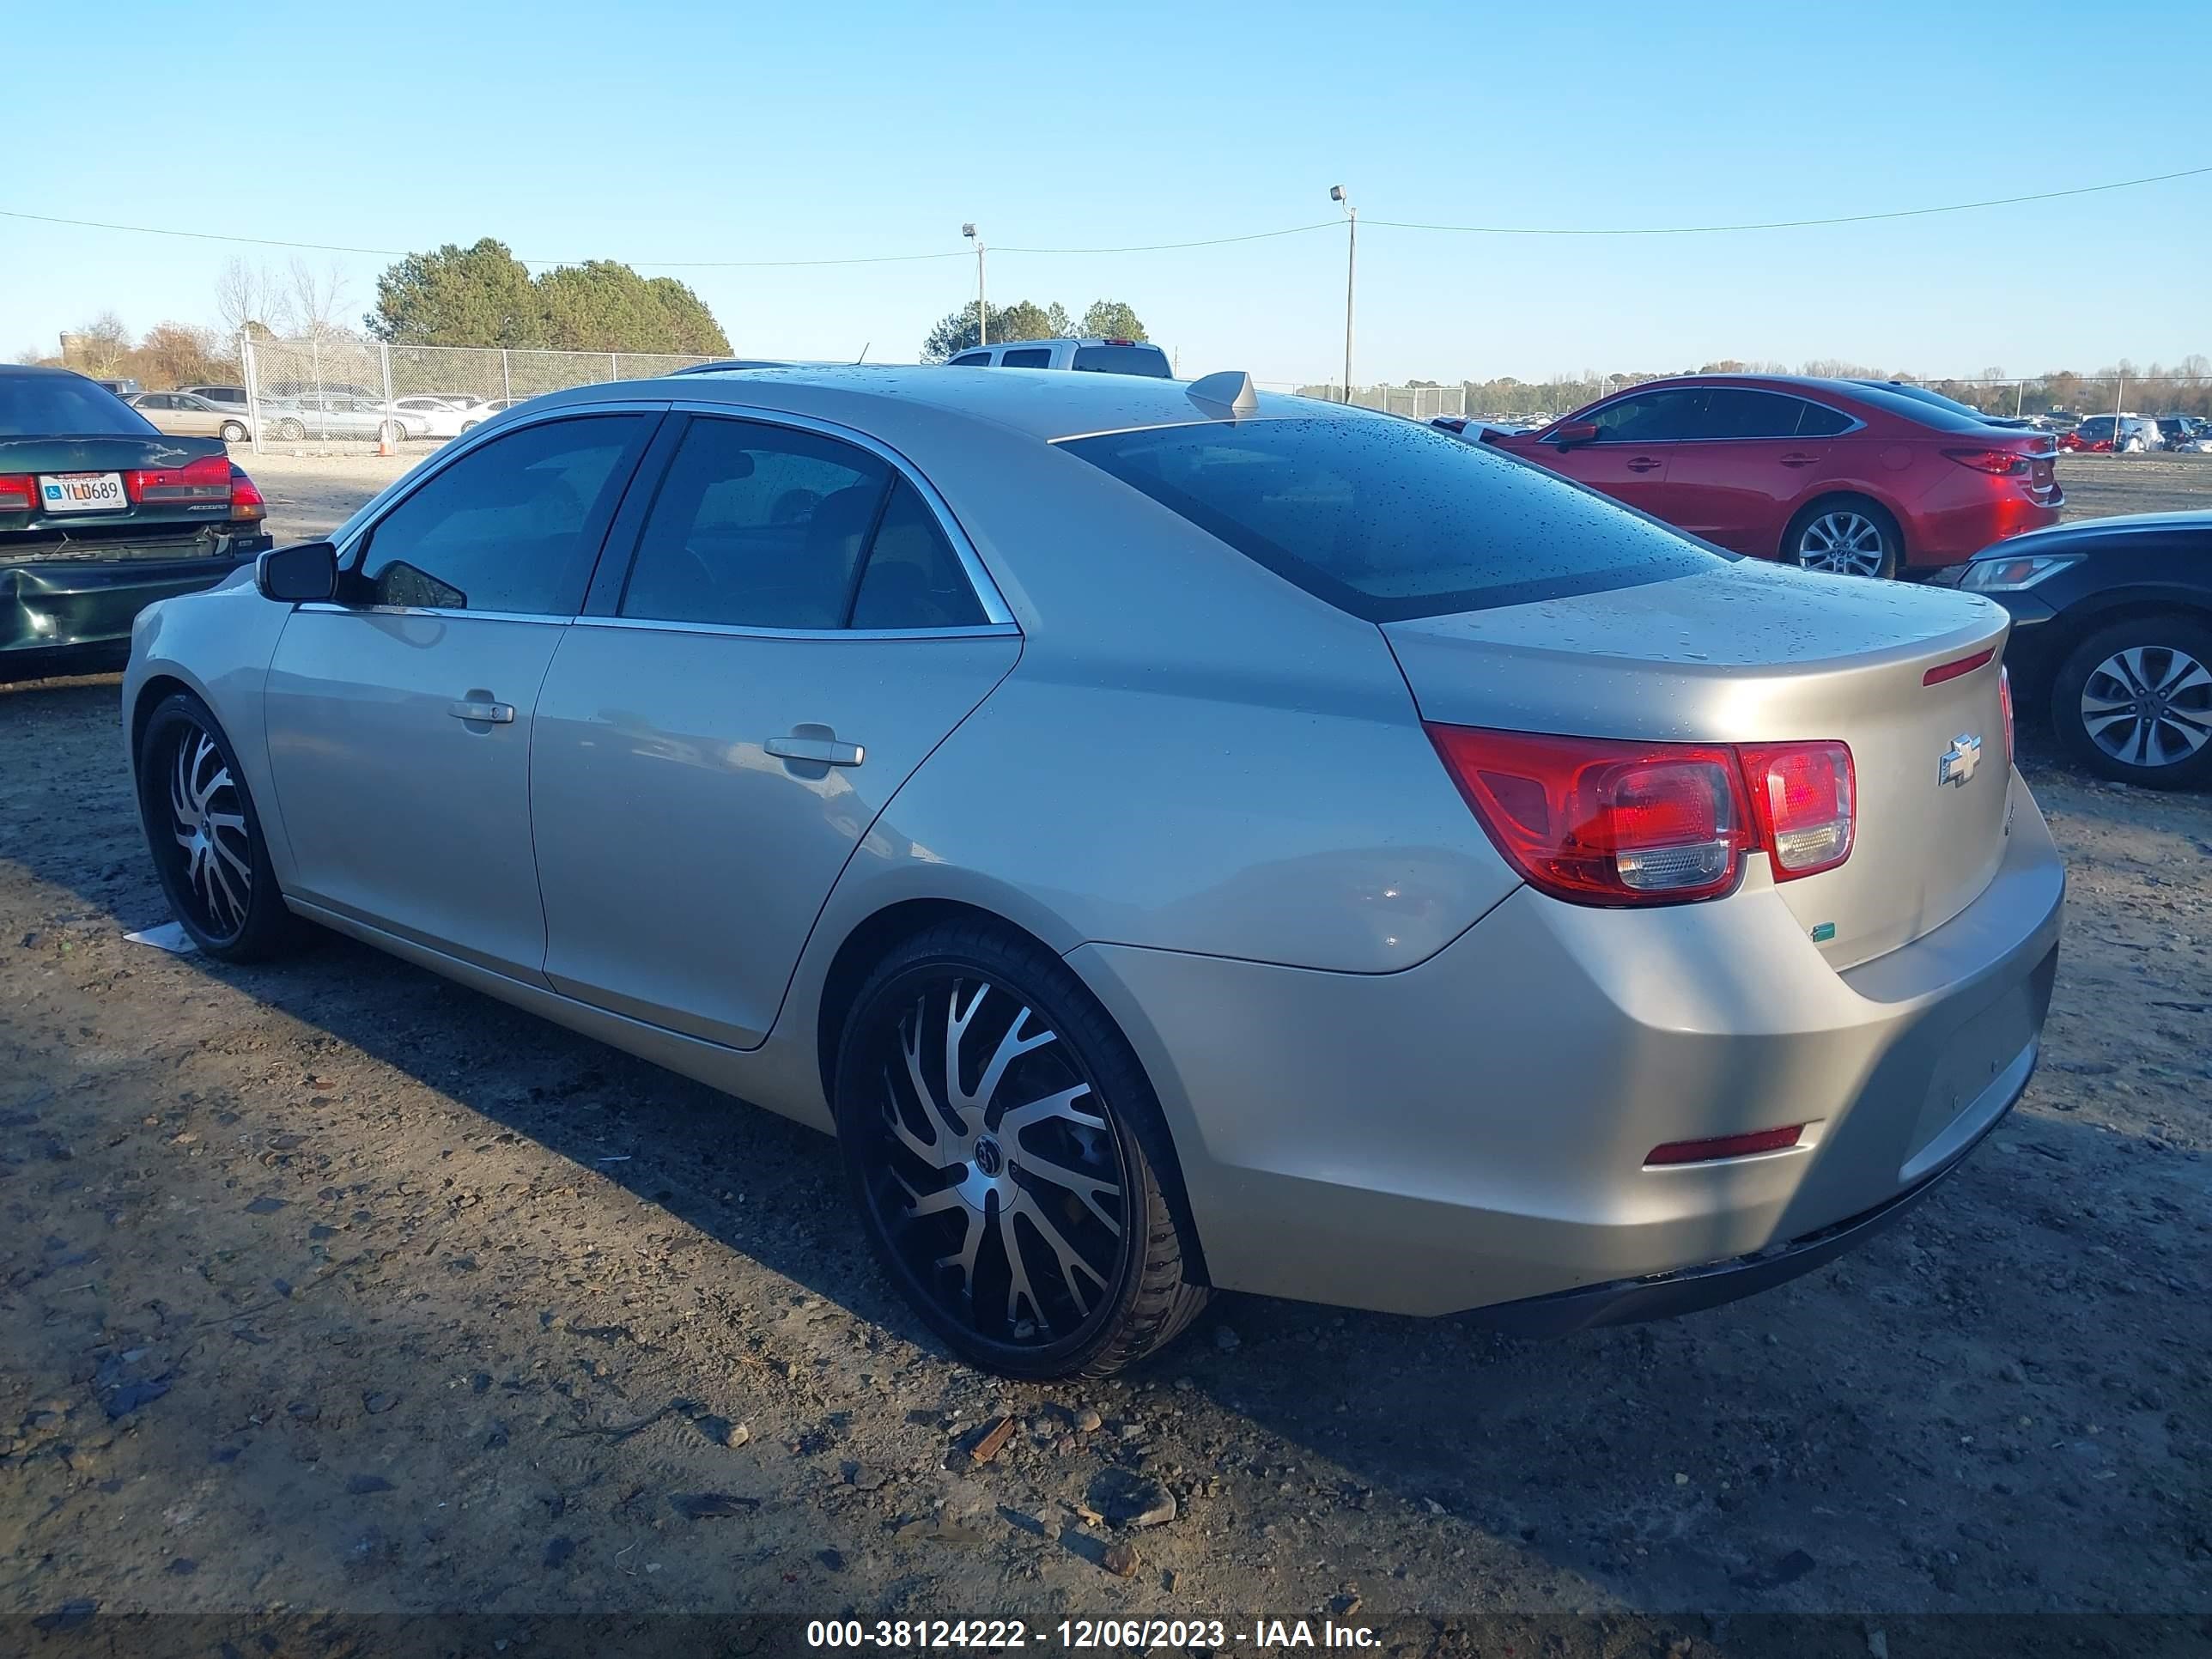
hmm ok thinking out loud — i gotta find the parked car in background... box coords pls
[1935,512,2212,787]
[260,394,425,444]
[2154,416,2212,453]
[945,337,1171,378]
[1,366,270,679]
[390,396,483,440]
[1480,374,2062,578]
[181,385,249,410]
[1851,380,2039,431]
[2061,414,2160,453]
[459,398,525,430]
[122,367,2061,1376]
[92,377,143,398]
[260,380,380,401]
[126,391,254,445]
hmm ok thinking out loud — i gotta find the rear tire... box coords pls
[135,692,309,960]
[1784,498,1901,580]
[276,417,305,442]
[833,921,1206,1378]
[2051,618,2212,788]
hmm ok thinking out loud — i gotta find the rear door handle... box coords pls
[447,699,515,724]
[766,734,865,766]
[1779,453,1821,468]
[1626,456,1662,473]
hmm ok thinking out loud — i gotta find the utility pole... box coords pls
[963,223,988,347]
[1329,185,1355,404]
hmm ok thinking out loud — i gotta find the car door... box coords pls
[263,410,659,978]
[530,410,1021,1048]
[132,394,181,435]
[1533,389,1698,515]
[170,395,222,438]
[1658,389,1843,554]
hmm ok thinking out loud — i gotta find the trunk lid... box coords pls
[1383,559,2014,969]
[0,433,233,549]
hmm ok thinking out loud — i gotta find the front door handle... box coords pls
[447,698,515,724]
[1625,456,1662,473]
[766,734,865,767]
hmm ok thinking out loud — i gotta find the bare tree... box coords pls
[216,257,278,341]
[278,258,353,340]
[75,313,132,376]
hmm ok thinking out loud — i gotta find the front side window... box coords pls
[1584,390,1704,443]
[357,414,644,614]
[1063,416,1719,622]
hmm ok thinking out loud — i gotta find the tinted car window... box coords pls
[1832,381,1998,434]
[1000,348,1054,368]
[359,415,643,614]
[949,353,991,367]
[1795,399,1854,437]
[0,374,155,437]
[849,478,987,629]
[619,417,890,629]
[1063,416,1720,622]
[1696,389,1814,440]
[1070,344,1172,378]
[1585,390,1704,442]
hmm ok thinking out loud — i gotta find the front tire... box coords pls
[220,420,247,444]
[833,922,1206,1378]
[135,693,307,960]
[1785,499,1901,580]
[276,417,305,442]
[2051,618,2212,788]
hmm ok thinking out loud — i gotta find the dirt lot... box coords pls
[2,455,2209,1654]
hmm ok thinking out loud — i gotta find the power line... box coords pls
[1364,164,2212,236]
[3,164,2204,268]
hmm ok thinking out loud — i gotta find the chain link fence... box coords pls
[238,337,718,453]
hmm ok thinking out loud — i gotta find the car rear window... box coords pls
[1060,416,1722,622]
[1070,344,1171,378]
[0,374,158,437]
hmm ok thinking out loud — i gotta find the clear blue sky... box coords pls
[5,0,2206,384]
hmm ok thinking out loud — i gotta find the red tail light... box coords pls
[1738,742,1854,879]
[1426,726,1856,906]
[125,453,232,507]
[1943,447,2027,476]
[0,473,34,513]
[2000,666,2014,766]
[228,464,267,522]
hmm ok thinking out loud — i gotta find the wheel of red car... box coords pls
[1784,498,1900,580]
[2051,618,2212,789]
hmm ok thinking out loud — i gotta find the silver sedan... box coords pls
[121,368,2063,1377]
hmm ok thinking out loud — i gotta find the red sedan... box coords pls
[1483,375,2062,578]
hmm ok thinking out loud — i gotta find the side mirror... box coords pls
[1550,420,1600,449]
[256,541,338,604]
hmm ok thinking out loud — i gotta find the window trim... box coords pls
[583,401,1015,638]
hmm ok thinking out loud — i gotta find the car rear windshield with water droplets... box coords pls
[1060,415,1723,621]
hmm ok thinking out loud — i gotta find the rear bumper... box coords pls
[1,544,263,673]
[1069,772,2064,1319]
[1902,479,2063,568]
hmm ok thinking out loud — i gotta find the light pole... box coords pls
[1329,185,1355,404]
[963,222,988,348]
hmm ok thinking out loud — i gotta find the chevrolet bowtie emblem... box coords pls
[1939,732,1984,787]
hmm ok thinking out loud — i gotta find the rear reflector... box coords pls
[0,473,34,513]
[1923,647,1996,686]
[1425,725,1856,906]
[1738,741,1854,879]
[2000,665,2014,765]
[1646,1124,1805,1166]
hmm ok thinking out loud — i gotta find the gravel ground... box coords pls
[2,455,2209,1655]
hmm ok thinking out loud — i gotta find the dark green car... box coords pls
[2,365,272,681]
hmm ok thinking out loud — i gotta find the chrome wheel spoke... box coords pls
[994,1084,1101,1138]
[1012,1151,1122,1235]
[1010,1192,1107,1322]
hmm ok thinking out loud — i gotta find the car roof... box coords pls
[536,363,1325,443]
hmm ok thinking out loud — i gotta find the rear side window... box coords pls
[1795,400,1854,437]
[0,374,155,437]
[1000,348,1053,368]
[1697,389,1814,439]
[1062,416,1719,622]
[849,479,987,629]
[1070,344,1171,378]
[359,415,644,614]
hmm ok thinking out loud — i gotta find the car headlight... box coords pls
[1956,553,2081,592]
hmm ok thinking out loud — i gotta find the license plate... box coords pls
[40,471,127,514]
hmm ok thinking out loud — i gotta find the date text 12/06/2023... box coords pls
[805,1617,1382,1650]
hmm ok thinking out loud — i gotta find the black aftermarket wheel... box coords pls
[135,692,306,961]
[834,922,1206,1377]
